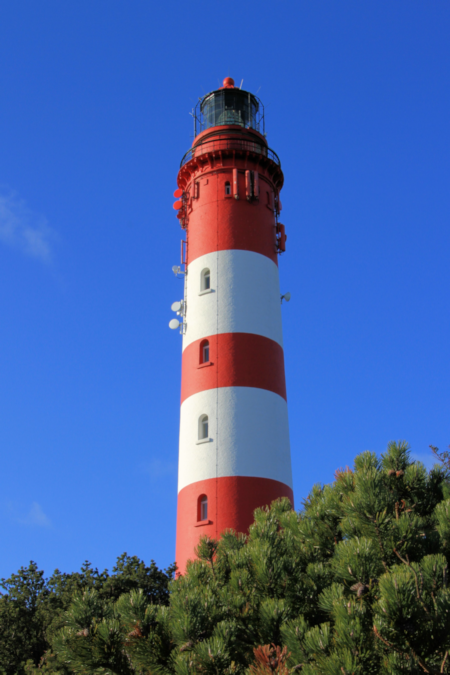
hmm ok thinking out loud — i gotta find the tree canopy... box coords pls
[2,442,449,674]
[0,555,175,675]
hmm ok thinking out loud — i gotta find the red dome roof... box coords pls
[221,77,235,89]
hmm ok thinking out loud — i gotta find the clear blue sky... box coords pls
[1,1,449,580]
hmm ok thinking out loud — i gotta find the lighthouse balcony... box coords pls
[180,131,281,169]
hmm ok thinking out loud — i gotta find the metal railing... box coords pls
[180,138,281,169]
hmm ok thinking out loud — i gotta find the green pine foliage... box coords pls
[2,442,450,674]
[0,555,175,675]
[0,562,50,674]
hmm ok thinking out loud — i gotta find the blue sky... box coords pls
[1,1,449,579]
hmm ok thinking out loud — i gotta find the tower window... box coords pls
[200,268,211,291]
[200,339,210,364]
[198,494,208,521]
[225,181,231,196]
[198,414,209,440]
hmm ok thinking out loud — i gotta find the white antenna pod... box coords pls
[169,319,180,330]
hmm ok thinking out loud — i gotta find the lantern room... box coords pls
[192,77,265,137]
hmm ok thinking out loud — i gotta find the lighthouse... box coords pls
[171,77,293,574]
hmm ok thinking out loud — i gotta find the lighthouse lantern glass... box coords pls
[198,89,263,135]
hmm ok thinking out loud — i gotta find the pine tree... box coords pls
[0,555,174,675]
[21,441,450,674]
[0,562,49,674]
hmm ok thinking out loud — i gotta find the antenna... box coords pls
[240,79,244,89]
[169,318,180,330]
[256,86,261,95]
[281,292,291,304]
[171,301,182,313]
[172,265,185,277]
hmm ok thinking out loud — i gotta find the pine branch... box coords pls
[374,520,389,571]
[373,627,441,675]
[373,626,404,655]
[430,445,450,470]
[393,549,431,615]
[408,645,441,675]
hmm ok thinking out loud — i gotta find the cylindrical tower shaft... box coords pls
[173,78,293,574]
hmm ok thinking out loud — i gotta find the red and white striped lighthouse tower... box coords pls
[171,77,293,574]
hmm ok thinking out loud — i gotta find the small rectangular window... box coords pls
[199,415,209,440]
[198,495,208,522]
[201,269,210,291]
[200,497,208,520]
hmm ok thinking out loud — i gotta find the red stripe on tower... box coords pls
[181,333,287,404]
[171,77,293,575]
[176,477,294,576]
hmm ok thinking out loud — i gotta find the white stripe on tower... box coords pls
[182,250,284,351]
[178,387,291,491]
